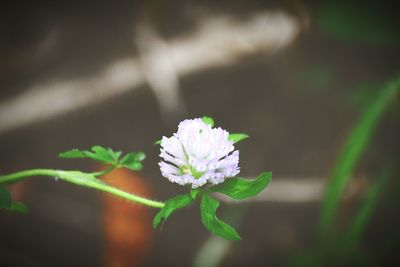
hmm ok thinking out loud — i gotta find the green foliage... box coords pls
[59,146,146,173]
[0,115,269,240]
[154,172,272,240]
[315,1,400,45]
[154,139,162,145]
[200,194,241,241]
[59,146,120,163]
[343,166,392,250]
[62,170,104,185]
[190,188,201,199]
[198,173,271,240]
[193,207,245,267]
[319,75,400,238]
[120,152,145,170]
[228,133,249,144]
[153,193,195,229]
[92,146,118,162]
[346,82,382,110]
[0,185,28,213]
[9,202,28,213]
[201,116,250,144]
[202,116,215,127]
[0,185,11,208]
[209,172,271,200]
[289,76,399,267]
[58,149,85,158]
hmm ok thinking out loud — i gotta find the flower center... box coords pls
[180,165,204,179]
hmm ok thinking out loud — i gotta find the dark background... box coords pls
[0,1,399,266]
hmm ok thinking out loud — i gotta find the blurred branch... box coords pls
[135,23,187,122]
[216,175,369,204]
[193,235,232,267]
[0,11,301,134]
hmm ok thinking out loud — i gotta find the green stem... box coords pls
[0,169,165,209]
[91,166,115,177]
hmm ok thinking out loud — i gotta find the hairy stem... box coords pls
[0,169,165,209]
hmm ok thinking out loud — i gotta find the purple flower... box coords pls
[159,118,240,188]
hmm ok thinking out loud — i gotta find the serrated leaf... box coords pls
[121,152,146,170]
[0,185,12,209]
[58,149,86,158]
[210,172,272,200]
[200,194,241,241]
[59,146,116,164]
[108,148,122,161]
[228,133,249,144]
[9,202,28,213]
[153,194,194,229]
[88,146,115,163]
[121,153,137,165]
[202,116,215,127]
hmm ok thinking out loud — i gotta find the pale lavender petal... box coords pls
[159,118,240,188]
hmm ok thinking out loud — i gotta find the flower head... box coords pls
[159,118,240,188]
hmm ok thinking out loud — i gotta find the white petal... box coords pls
[159,118,240,188]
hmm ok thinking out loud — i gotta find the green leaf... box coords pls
[121,152,141,164]
[0,185,12,209]
[86,146,115,163]
[228,133,249,144]
[210,172,272,200]
[58,149,85,158]
[121,152,146,170]
[0,185,29,213]
[108,148,122,161]
[9,202,28,213]
[154,139,162,145]
[135,152,146,161]
[124,162,143,171]
[60,146,147,172]
[342,166,392,250]
[319,75,400,238]
[153,194,194,229]
[202,116,215,127]
[59,146,117,164]
[200,194,241,241]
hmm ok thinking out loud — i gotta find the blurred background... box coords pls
[0,0,399,266]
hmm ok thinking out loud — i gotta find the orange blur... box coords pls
[101,168,154,267]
